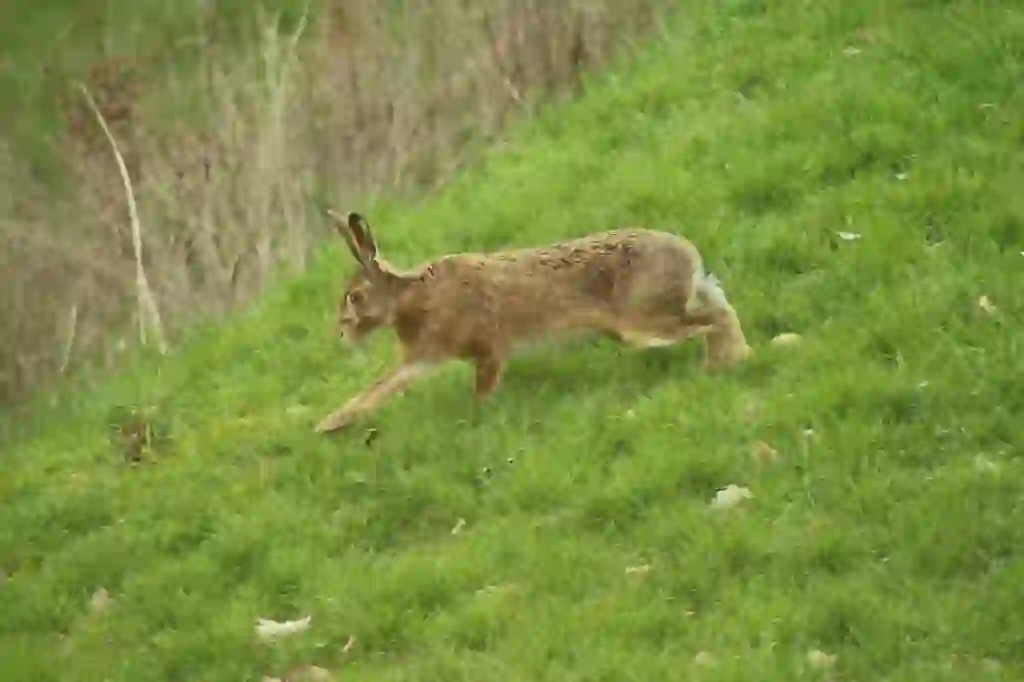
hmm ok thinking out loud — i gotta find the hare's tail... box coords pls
[688,265,730,313]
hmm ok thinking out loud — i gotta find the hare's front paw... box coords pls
[316,408,356,433]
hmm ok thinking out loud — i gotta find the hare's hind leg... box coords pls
[316,361,432,433]
[701,305,752,369]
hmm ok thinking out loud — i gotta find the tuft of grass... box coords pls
[2,0,1023,680]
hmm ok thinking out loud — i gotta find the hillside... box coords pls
[3,1,1023,680]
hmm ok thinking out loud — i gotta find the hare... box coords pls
[315,209,752,433]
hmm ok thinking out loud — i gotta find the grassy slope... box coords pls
[3,1,1024,680]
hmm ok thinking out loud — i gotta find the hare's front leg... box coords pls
[473,355,505,398]
[316,361,431,433]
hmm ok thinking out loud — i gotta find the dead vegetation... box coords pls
[0,0,667,405]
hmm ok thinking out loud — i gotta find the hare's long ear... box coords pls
[346,212,378,264]
[327,208,378,272]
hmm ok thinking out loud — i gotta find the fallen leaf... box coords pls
[974,455,999,473]
[710,484,753,509]
[625,564,651,575]
[694,651,716,666]
[740,399,762,422]
[90,588,111,614]
[451,518,467,535]
[286,665,333,682]
[978,295,997,314]
[751,440,779,464]
[256,616,312,640]
[807,649,837,669]
[341,635,357,655]
[475,583,519,597]
[983,658,1002,672]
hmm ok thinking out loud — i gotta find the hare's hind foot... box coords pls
[702,337,753,370]
[701,311,753,370]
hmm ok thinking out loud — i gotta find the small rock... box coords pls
[711,484,753,510]
[770,332,802,347]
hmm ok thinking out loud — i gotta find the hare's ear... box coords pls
[327,208,376,271]
[346,212,378,263]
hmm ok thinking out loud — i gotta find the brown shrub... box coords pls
[0,0,668,405]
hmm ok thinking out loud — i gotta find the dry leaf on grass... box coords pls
[710,484,753,509]
[476,583,519,597]
[285,665,333,682]
[807,649,837,669]
[694,651,716,666]
[341,635,357,655]
[974,455,999,473]
[90,587,112,614]
[751,440,779,464]
[255,615,312,640]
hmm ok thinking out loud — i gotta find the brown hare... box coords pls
[316,209,752,433]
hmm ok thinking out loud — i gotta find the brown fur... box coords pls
[316,210,752,432]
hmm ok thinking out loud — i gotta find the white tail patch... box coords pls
[688,265,730,312]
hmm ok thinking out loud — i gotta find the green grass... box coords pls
[3,0,1024,679]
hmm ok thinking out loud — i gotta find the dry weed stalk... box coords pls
[1,0,666,405]
[79,83,167,355]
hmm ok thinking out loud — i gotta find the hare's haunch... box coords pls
[316,210,751,433]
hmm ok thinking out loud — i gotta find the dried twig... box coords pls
[58,303,78,375]
[79,83,167,354]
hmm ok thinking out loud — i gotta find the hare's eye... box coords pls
[346,290,365,307]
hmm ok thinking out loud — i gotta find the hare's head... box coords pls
[330,210,403,343]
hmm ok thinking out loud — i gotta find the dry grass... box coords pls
[0,0,667,405]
